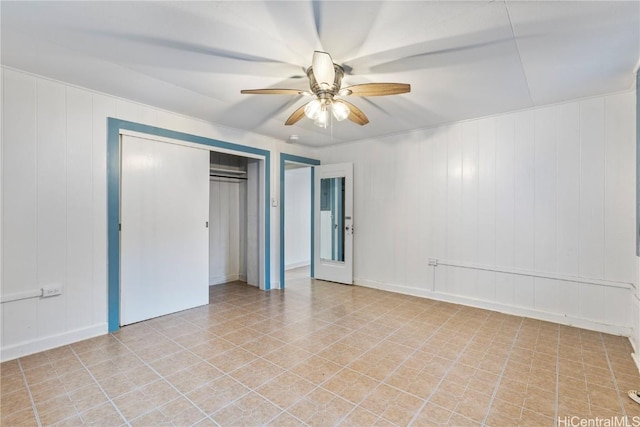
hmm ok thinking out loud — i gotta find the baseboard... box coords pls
[285,261,310,271]
[355,278,632,337]
[1,323,108,362]
[632,352,640,374]
[209,274,242,286]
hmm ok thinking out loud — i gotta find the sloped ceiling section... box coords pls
[1,1,638,147]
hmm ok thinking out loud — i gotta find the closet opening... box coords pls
[108,119,271,332]
[208,151,261,289]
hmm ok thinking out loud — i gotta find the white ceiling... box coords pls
[2,1,638,147]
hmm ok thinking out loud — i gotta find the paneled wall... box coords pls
[2,71,112,360]
[208,152,248,285]
[0,68,314,361]
[1,65,636,360]
[209,179,246,285]
[319,91,637,336]
[284,167,311,270]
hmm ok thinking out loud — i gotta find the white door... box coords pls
[121,135,209,325]
[314,163,353,284]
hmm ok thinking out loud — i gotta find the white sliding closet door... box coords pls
[121,135,209,326]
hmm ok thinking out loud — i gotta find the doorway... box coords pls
[279,153,320,289]
[284,164,311,283]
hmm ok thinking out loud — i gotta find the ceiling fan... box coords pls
[241,51,410,128]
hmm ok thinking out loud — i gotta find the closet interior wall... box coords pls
[209,152,248,286]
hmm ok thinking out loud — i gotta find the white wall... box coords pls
[319,91,637,336]
[2,65,635,360]
[209,179,246,285]
[285,167,311,270]
[0,67,315,361]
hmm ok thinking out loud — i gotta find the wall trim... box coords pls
[209,274,243,286]
[279,153,320,289]
[632,352,640,374]
[285,261,311,271]
[0,323,108,363]
[432,259,633,290]
[355,278,632,337]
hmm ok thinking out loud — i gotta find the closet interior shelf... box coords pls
[209,167,247,175]
[209,174,248,180]
[209,167,247,180]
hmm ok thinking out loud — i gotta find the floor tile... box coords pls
[3,277,639,426]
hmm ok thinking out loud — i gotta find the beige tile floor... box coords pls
[1,275,639,426]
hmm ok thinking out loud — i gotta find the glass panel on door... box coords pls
[314,163,353,285]
[320,176,345,262]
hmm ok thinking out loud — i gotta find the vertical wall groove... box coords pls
[321,91,635,334]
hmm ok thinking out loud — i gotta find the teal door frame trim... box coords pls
[108,118,271,332]
[279,153,320,289]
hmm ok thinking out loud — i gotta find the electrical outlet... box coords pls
[41,286,63,298]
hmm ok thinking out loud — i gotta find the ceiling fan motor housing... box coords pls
[306,64,344,100]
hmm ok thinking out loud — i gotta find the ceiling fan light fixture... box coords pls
[314,108,329,128]
[304,99,322,120]
[332,101,350,121]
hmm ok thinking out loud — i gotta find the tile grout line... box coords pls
[47,351,107,426]
[255,296,455,425]
[156,309,321,424]
[172,294,412,425]
[599,334,628,420]
[169,300,326,424]
[143,312,342,426]
[479,317,525,426]
[6,282,637,426]
[69,346,133,427]
[264,307,432,424]
[406,310,501,427]
[329,306,456,425]
[109,330,219,426]
[145,319,283,426]
[17,358,43,427]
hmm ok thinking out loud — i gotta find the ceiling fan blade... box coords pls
[285,103,308,125]
[342,83,411,97]
[338,99,369,125]
[241,89,305,95]
[312,51,335,86]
